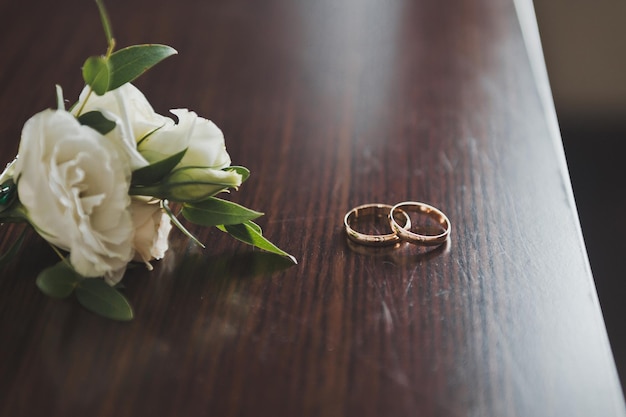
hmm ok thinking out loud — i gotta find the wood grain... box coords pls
[0,0,623,416]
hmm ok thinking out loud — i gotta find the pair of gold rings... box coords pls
[344,202,451,247]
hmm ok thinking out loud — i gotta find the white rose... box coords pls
[140,108,233,170]
[73,83,162,170]
[13,109,134,282]
[130,197,172,269]
[141,109,243,200]
[76,83,239,173]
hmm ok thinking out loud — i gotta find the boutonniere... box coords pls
[0,0,296,320]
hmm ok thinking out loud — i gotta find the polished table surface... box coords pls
[0,0,624,416]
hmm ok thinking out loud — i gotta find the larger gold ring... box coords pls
[388,201,450,246]
[344,203,411,246]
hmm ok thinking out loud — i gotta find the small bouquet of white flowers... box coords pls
[0,1,295,320]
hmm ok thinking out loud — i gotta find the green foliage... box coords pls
[218,221,297,264]
[36,261,132,320]
[82,45,176,96]
[77,110,117,135]
[182,197,263,227]
[0,202,29,224]
[76,278,134,321]
[82,56,111,95]
[131,148,187,186]
[36,261,81,298]
[86,1,177,96]
[108,45,177,91]
[162,200,205,248]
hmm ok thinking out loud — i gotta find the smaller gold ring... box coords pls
[344,203,411,246]
[389,201,450,246]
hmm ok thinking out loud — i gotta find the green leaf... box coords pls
[0,227,26,268]
[108,45,177,91]
[162,200,205,248]
[75,278,134,321]
[36,261,81,298]
[0,202,29,223]
[77,110,117,135]
[131,148,187,186]
[82,56,111,95]
[182,197,263,227]
[219,221,297,264]
[245,220,262,234]
[224,166,250,183]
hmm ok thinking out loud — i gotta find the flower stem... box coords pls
[48,242,71,268]
[75,87,93,117]
[106,38,116,59]
[95,0,115,51]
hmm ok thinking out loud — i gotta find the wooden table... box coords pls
[0,0,624,416]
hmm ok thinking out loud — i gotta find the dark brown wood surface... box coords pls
[0,0,624,416]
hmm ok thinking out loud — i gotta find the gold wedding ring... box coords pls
[344,203,411,246]
[389,201,450,246]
